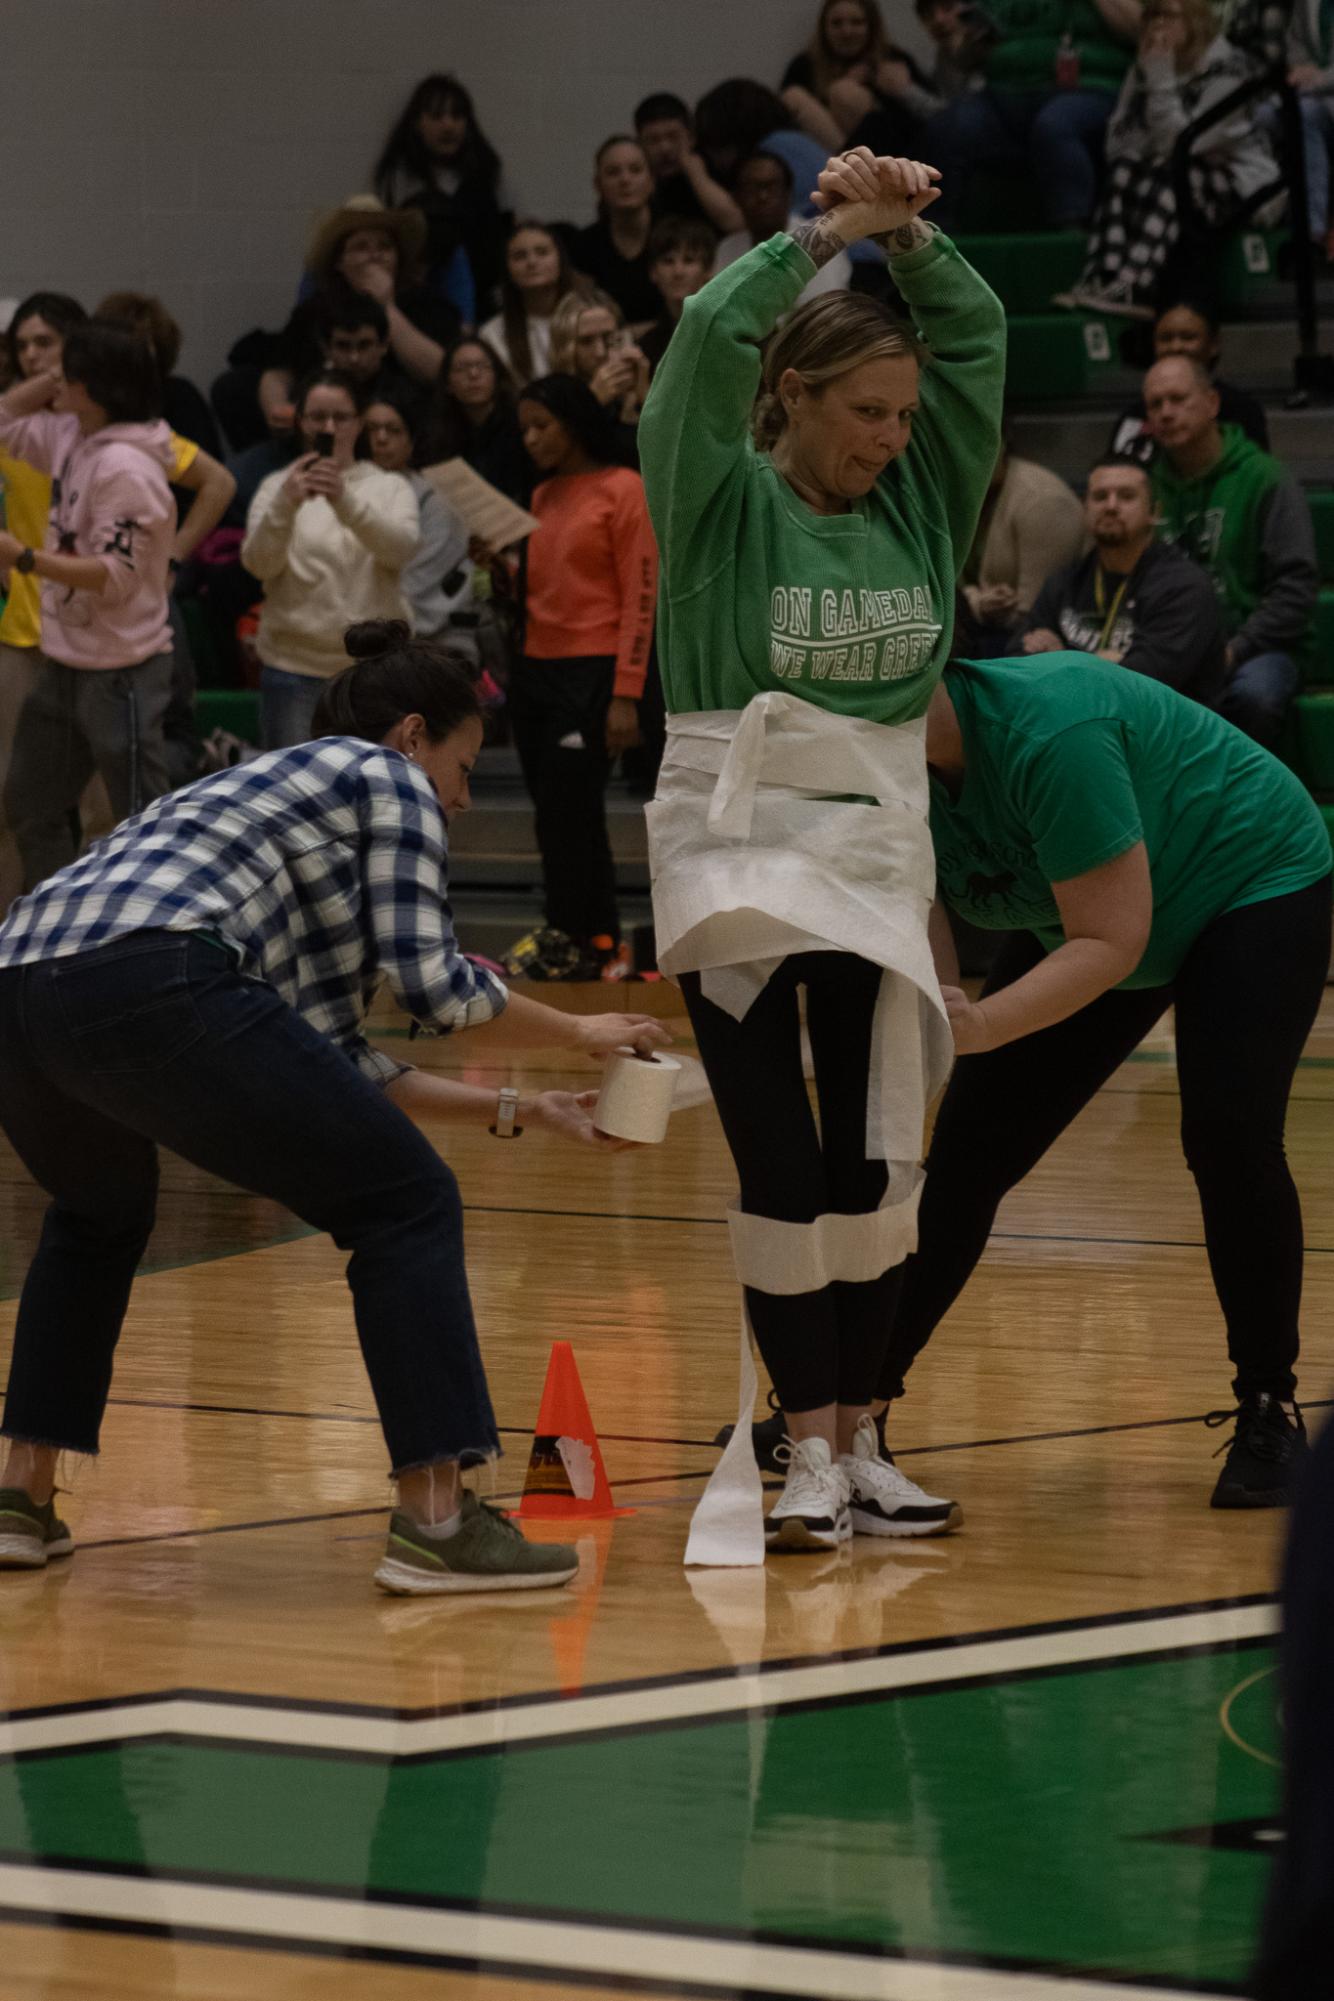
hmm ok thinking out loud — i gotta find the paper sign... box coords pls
[419,457,540,550]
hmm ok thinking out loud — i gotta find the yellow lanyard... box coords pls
[1094,567,1129,652]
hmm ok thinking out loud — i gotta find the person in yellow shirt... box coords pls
[0,293,235,910]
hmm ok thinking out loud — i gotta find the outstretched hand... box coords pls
[812,148,941,238]
[532,1088,641,1150]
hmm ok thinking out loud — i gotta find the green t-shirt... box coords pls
[931,654,1331,988]
[986,0,1132,93]
[638,230,1005,725]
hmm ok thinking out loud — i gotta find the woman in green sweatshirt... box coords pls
[638,147,1005,1560]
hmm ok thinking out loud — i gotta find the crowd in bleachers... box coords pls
[0,0,1331,974]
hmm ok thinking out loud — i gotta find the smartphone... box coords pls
[313,431,335,459]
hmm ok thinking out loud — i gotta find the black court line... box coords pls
[104,1397,716,1451]
[105,1392,1334,1465]
[0,1587,1279,1733]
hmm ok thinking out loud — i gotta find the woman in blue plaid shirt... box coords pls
[0,619,670,1596]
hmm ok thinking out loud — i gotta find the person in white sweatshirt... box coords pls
[242,369,420,747]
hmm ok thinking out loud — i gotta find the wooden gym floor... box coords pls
[0,980,1329,2000]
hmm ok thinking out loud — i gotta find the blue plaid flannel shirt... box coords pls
[0,737,507,1085]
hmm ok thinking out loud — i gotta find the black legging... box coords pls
[682,952,901,1413]
[878,877,1332,1406]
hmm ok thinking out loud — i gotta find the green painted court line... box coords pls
[0,1642,1278,1992]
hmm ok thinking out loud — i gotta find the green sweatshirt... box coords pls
[638,230,1005,724]
[1152,424,1319,665]
[985,0,1132,94]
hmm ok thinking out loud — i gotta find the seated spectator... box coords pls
[95,291,220,458]
[511,375,658,980]
[1147,354,1317,749]
[713,152,853,300]
[693,78,829,214]
[424,336,531,502]
[242,370,419,749]
[926,0,1141,233]
[215,198,460,454]
[1285,3,1334,259]
[956,430,1087,653]
[572,138,664,326]
[781,0,943,155]
[1106,295,1269,460]
[314,292,426,422]
[372,71,508,309]
[0,321,177,892]
[550,290,649,435]
[911,0,994,110]
[633,92,743,234]
[479,222,589,386]
[1056,0,1277,317]
[362,389,475,651]
[1022,456,1225,701]
[639,217,716,374]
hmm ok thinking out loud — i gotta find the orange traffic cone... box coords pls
[518,1341,633,1520]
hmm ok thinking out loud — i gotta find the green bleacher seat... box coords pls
[1292,691,1334,789]
[953,233,1085,316]
[195,689,260,745]
[1309,492,1334,584]
[1005,313,1118,401]
[1213,230,1285,313]
[1320,802,1334,856]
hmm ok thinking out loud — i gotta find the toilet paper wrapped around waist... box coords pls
[595,1047,682,1142]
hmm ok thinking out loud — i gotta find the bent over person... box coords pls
[639,147,1005,1557]
[0,622,670,1595]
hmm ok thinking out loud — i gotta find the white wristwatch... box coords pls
[492,1086,522,1139]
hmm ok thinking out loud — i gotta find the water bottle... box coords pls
[1055,31,1080,87]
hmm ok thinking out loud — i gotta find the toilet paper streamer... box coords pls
[594,1048,682,1143]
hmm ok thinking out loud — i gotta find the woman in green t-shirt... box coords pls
[639,149,1005,1559]
[882,652,1329,1510]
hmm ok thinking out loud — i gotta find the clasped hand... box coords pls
[812,147,941,237]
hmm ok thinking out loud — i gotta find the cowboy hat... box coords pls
[305,195,428,278]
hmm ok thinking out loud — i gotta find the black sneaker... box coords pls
[714,1390,787,1474]
[1206,1394,1307,1509]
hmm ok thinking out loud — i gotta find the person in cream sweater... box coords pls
[242,368,419,747]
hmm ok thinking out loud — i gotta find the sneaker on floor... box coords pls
[501,927,585,982]
[374,1491,579,1594]
[1207,1395,1307,1509]
[713,1390,786,1475]
[0,1489,74,1569]
[840,1413,962,1537]
[765,1436,852,1551]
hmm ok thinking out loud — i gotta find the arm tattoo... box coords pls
[870,218,936,257]
[787,212,853,270]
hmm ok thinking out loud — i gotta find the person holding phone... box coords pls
[549,290,650,436]
[242,370,420,748]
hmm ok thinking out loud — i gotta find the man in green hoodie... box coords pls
[1147,354,1317,750]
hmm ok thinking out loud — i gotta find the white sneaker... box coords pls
[765,1436,852,1551]
[841,1414,962,1538]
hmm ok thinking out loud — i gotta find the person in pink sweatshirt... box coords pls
[0,320,176,890]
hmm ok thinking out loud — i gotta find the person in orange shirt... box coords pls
[510,373,658,980]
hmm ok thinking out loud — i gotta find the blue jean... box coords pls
[926,86,1116,229]
[0,931,498,1472]
[1299,95,1334,237]
[1220,650,1302,754]
[260,664,325,750]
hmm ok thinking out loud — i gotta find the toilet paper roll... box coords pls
[594,1047,682,1143]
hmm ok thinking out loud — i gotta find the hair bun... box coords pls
[344,618,411,661]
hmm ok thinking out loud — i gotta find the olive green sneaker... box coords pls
[0,1489,74,1569]
[374,1491,579,1595]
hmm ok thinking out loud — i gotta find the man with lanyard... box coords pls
[1021,454,1225,702]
